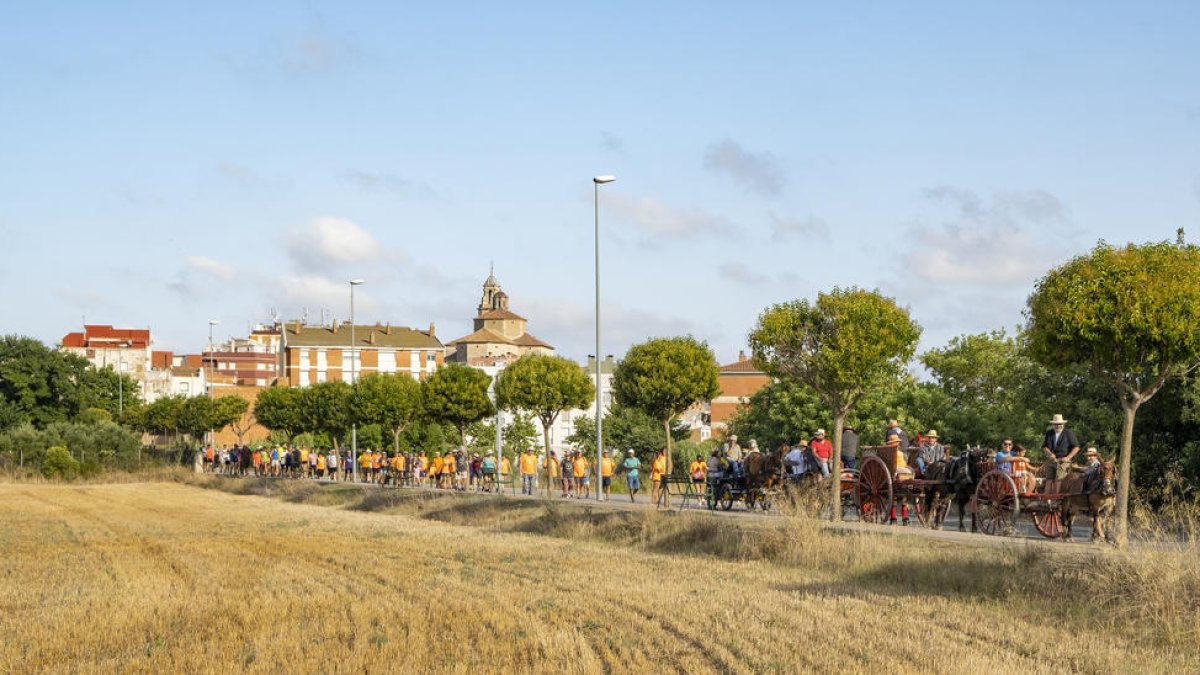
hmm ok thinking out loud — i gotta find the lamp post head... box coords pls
[593,175,616,185]
[349,279,365,286]
[209,319,220,326]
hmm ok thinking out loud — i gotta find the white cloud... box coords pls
[601,193,737,239]
[769,212,829,241]
[184,255,235,282]
[907,186,1069,285]
[718,263,768,286]
[704,139,786,196]
[278,273,376,313]
[286,216,381,269]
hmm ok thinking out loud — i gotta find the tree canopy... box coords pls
[1026,239,1200,543]
[353,373,423,454]
[612,336,719,473]
[422,364,494,446]
[254,387,304,441]
[749,287,921,519]
[0,336,136,431]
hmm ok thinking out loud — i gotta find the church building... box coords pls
[445,271,554,365]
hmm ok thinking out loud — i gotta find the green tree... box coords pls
[495,354,594,496]
[612,337,720,475]
[0,336,130,430]
[1026,239,1200,543]
[177,396,215,445]
[566,404,690,465]
[134,395,185,448]
[299,381,353,450]
[727,379,828,451]
[422,364,494,446]
[212,396,249,442]
[254,387,303,442]
[750,287,922,520]
[353,373,423,455]
[42,445,80,479]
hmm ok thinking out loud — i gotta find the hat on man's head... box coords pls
[815,429,826,436]
[1085,447,1098,456]
[627,449,635,455]
[1049,414,1068,425]
[926,430,938,439]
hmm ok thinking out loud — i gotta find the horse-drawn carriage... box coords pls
[973,458,1117,541]
[706,451,782,512]
[853,445,959,526]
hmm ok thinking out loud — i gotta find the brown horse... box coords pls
[1058,460,1116,543]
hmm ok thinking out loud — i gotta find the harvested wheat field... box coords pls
[2,480,1197,674]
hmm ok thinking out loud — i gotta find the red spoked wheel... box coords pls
[1031,510,1063,539]
[855,456,893,524]
[975,470,1020,536]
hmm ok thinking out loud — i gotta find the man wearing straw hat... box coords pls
[1041,413,1080,493]
[916,430,945,474]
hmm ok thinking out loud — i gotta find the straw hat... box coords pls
[926,430,938,439]
[1085,447,1098,456]
[1049,413,1068,425]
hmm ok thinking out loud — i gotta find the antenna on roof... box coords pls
[301,307,309,325]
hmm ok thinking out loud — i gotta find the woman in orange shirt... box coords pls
[650,450,667,507]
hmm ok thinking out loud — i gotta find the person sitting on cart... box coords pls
[705,449,724,493]
[1041,413,1080,494]
[783,442,806,480]
[1082,447,1102,491]
[916,429,946,474]
[1011,444,1035,493]
[809,429,833,478]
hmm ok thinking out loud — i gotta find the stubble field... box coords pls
[2,478,1197,673]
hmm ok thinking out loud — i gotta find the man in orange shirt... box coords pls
[573,452,590,499]
[651,449,667,508]
[519,449,538,495]
[600,450,615,498]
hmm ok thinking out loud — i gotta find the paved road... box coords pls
[215,472,1103,548]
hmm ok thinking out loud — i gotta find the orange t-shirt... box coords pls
[651,456,667,481]
[573,458,588,478]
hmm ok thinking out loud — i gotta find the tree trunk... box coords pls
[830,412,846,522]
[663,418,672,507]
[1115,400,1140,547]
[543,423,553,498]
[392,426,401,456]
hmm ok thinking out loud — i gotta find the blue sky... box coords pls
[3,2,1199,364]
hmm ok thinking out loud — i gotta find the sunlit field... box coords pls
[2,478,1197,673]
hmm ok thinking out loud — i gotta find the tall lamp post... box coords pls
[207,319,220,450]
[593,174,615,501]
[350,279,365,483]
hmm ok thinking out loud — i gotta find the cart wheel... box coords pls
[718,483,734,511]
[975,470,1020,536]
[1031,510,1063,539]
[855,456,893,524]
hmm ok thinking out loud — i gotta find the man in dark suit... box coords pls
[1041,413,1080,493]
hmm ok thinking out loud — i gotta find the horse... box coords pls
[917,460,955,530]
[948,448,990,532]
[1058,460,1117,543]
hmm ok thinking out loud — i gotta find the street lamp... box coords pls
[593,174,615,501]
[350,279,365,483]
[207,319,219,451]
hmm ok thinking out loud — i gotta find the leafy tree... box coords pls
[750,287,921,520]
[422,364,493,446]
[467,413,540,462]
[495,354,593,496]
[353,373,422,455]
[254,387,303,442]
[397,417,457,455]
[727,379,828,451]
[135,395,185,447]
[0,336,130,430]
[42,445,79,479]
[1026,239,1200,543]
[566,404,690,466]
[177,396,215,444]
[612,337,719,475]
[212,396,249,442]
[299,381,353,450]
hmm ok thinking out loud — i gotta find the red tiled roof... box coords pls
[513,333,553,349]
[448,328,514,345]
[719,358,761,374]
[61,325,151,349]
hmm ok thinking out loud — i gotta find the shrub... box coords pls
[42,446,80,479]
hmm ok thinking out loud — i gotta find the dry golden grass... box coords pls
[2,479,1197,674]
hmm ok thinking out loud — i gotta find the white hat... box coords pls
[815,429,826,436]
[1049,414,1068,425]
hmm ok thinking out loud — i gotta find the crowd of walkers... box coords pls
[201,444,659,498]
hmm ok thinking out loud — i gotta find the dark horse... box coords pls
[918,460,955,530]
[947,448,990,532]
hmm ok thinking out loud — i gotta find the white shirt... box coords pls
[784,448,806,475]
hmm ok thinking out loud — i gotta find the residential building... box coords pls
[281,321,444,386]
[709,350,770,436]
[446,272,554,365]
[60,324,154,399]
[202,327,282,388]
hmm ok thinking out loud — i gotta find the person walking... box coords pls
[600,449,615,498]
[651,449,668,508]
[623,450,642,502]
[519,449,537,495]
